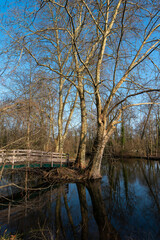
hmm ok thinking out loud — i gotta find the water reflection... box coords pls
[103,160,160,240]
[0,159,160,240]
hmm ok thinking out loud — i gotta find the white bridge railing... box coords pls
[0,149,69,168]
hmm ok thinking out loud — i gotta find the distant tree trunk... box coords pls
[46,104,54,152]
[157,116,160,155]
[55,26,64,154]
[121,109,125,151]
[27,71,32,149]
[27,112,30,149]
[149,120,153,156]
[141,105,152,140]
[55,72,64,153]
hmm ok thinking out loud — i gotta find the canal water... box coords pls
[0,159,160,240]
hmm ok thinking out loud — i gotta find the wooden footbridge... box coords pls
[0,149,70,169]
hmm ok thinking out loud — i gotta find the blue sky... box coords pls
[0,0,159,126]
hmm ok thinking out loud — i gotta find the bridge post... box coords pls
[27,150,31,167]
[51,152,53,167]
[67,154,69,166]
[1,150,4,164]
[60,153,62,167]
[51,160,53,167]
[12,150,16,169]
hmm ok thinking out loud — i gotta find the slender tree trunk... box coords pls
[156,116,160,156]
[27,77,31,149]
[55,25,64,154]
[141,105,152,140]
[121,109,125,151]
[27,98,30,149]
[56,81,64,153]
[27,116,30,149]
[59,85,63,153]
[46,93,54,152]
[46,116,53,152]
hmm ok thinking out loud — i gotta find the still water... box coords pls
[0,159,160,240]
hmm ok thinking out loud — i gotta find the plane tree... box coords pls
[59,0,160,178]
[1,0,160,179]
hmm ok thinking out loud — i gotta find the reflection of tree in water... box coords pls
[30,161,159,240]
[139,161,160,212]
[139,161,160,239]
[103,160,160,240]
[0,179,120,240]
[85,181,120,240]
[77,184,88,240]
[1,160,160,239]
[54,181,120,240]
[55,187,66,240]
[0,169,44,199]
[103,161,136,221]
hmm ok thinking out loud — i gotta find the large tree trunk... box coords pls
[89,123,116,179]
[76,90,87,169]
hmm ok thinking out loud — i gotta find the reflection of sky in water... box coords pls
[0,160,160,239]
[118,179,157,239]
[0,178,13,197]
[102,161,160,240]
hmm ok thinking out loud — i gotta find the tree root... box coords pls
[42,167,89,183]
[8,167,102,182]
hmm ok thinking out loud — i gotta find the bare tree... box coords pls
[63,0,160,178]
[0,0,160,179]
[0,1,79,153]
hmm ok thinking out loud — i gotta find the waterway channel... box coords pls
[0,159,160,240]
